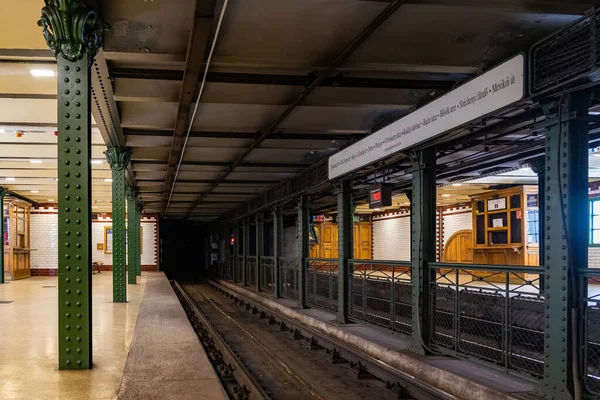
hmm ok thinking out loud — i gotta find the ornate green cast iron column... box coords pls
[0,187,8,284]
[136,203,142,276]
[298,195,310,308]
[38,0,103,370]
[410,148,436,355]
[535,92,590,400]
[106,148,131,302]
[336,180,353,324]
[273,206,283,298]
[126,187,139,284]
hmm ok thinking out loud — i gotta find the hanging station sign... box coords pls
[369,184,392,209]
[328,54,526,180]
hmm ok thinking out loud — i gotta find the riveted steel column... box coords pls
[126,187,138,284]
[106,148,131,302]
[531,158,545,293]
[136,204,142,276]
[298,196,310,308]
[410,148,436,354]
[233,222,239,283]
[336,180,353,324]
[535,92,590,400]
[243,219,249,286]
[0,187,8,284]
[256,213,263,292]
[38,0,103,369]
[273,206,283,298]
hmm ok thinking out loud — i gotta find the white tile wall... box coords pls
[91,221,157,266]
[442,212,472,248]
[590,247,600,268]
[30,213,157,269]
[372,216,411,261]
[30,213,58,269]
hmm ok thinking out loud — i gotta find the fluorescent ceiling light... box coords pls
[5,177,15,181]
[0,129,5,133]
[48,199,54,202]
[29,159,42,164]
[104,178,113,182]
[442,194,452,197]
[31,190,39,194]
[91,206,99,209]
[91,160,103,164]
[30,69,55,77]
[452,183,462,187]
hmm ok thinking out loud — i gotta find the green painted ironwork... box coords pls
[38,0,103,62]
[273,206,282,298]
[535,92,591,400]
[136,203,142,276]
[126,187,139,284]
[336,181,353,324]
[410,148,436,355]
[298,195,310,308]
[242,219,248,286]
[256,213,263,292]
[0,187,8,284]
[106,148,131,302]
[39,0,103,371]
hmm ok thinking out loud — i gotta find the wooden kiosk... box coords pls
[470,186,540,266]
[3,198,31,280]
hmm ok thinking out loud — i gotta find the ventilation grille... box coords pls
[530,11,600,95]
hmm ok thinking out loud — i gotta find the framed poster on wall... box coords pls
[104,226,143,254]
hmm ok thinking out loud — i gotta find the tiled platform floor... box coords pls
[0,272,149,400]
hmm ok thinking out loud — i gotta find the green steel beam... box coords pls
[0,187,8,284]
[336,180,353,324]
[38,0,103,370]
[410,148,436,355]
[298,195,310,308]
[106,148,131,302]
[126,187,139,284]
[536,92,591,400]
[273,206,283,298]
[256,213,263,292]
[136,203,142,276]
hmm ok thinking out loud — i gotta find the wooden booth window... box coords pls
[470,186,539,268]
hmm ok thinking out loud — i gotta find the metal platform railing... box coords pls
[428,262,545,378]
[259,256,275,294]
[279,257,299,300]
[349,259,412,334]
[306,258,339,311]
[246,256,257,287]
[582,269,600,395]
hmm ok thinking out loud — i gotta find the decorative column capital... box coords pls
[38,0,104,62]
[0,186,8,198]
[126,186,138,201]
[529,158,544,175]
[105,148,131,172]
[137,203,143,214]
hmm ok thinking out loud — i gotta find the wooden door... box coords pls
[442,230,473,263]
[353,222,372,260]
[8,202,31,280]
[321,223,336,259]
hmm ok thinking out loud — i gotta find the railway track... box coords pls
[172,280,455,400]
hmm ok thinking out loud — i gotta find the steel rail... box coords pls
[172,280,270,400]
[208,280,456,400]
